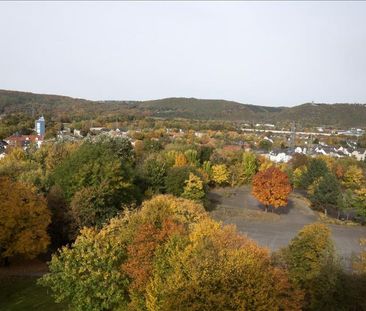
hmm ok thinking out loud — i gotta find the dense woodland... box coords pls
[1,122,366,310]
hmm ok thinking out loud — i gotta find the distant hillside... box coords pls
[0,90,134,120]
[130,97,283,121]
[0,90,365,127]
[273,103,366,127]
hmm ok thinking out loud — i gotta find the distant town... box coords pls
[2,116,365,163]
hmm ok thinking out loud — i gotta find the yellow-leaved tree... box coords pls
[211,164,229,185]
[174,153,188,167]
[342,165,365,190]
[0,177,50,262]
[182,173,205,201]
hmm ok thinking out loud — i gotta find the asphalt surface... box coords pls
[209,186,366,263]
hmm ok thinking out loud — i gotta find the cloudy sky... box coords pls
[1,1,366,106]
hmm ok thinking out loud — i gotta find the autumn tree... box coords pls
[228,162,246,186]
[211,164,229,185]
[174,152,188,167]
[258,156,274,172]
[122,218,186,309]
[277,223,339,311]
[292,166,307,189]
[181,173,205,201]
[342,165,365,190]
[40,195,207,311]
[0,177,50,263]
[252,167,292,212]
[39,221,130,311]
[242,151,258,183]
[146,219,303,311]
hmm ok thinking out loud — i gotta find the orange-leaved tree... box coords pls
[252,166,292,212]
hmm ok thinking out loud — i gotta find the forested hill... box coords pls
[1,89,366,127]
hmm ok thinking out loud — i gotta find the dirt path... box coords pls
[209,186,366,263]
[0,259,48,277]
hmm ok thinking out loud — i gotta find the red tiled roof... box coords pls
[5,134,44,144]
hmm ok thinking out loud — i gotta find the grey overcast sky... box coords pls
[1,1,366,107]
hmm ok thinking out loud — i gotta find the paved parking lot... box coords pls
[209,186,366,262]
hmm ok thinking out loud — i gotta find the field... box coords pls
[0,276,65,311]
[0,259,65,311]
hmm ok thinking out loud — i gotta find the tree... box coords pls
[290,153,308,170]
[354,187,366,218]
[228,162,245,187]
[39,222,130,311]
[143,139,162,153]
[122,218,186,309]
[259,139,272,151]
[40,195,207,311]
[174,153,188,167]
[182,173,205,201]
[300,158,329,189]
[242,151,258,183]
[202,160,212,177]
[47,185,70,247]
[310,173,341,213]
[146,219,303,311]
[142,154,167,193]
[184,149,199,166]
[258,156,274,172]
[277,223,339,311]
[134,140,144,159]
[357,133,366,148]
[51,141,137,202]
[342,165,364,190]
[69,182,127,236]
[211,164,229,186]
[337,189,355,220]
[292,166,307,189]
[252,167,292,212]
[0,177,50,262]
[165,166,202,197]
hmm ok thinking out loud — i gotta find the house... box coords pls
[0,140,8,152]
[266,150,292,163]
[5,134,44,149]
[351,149,366,161]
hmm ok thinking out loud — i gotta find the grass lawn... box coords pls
[0,276,66,311]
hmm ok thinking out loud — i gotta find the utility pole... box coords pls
[290,122,296,150]
[308,134,313,155]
